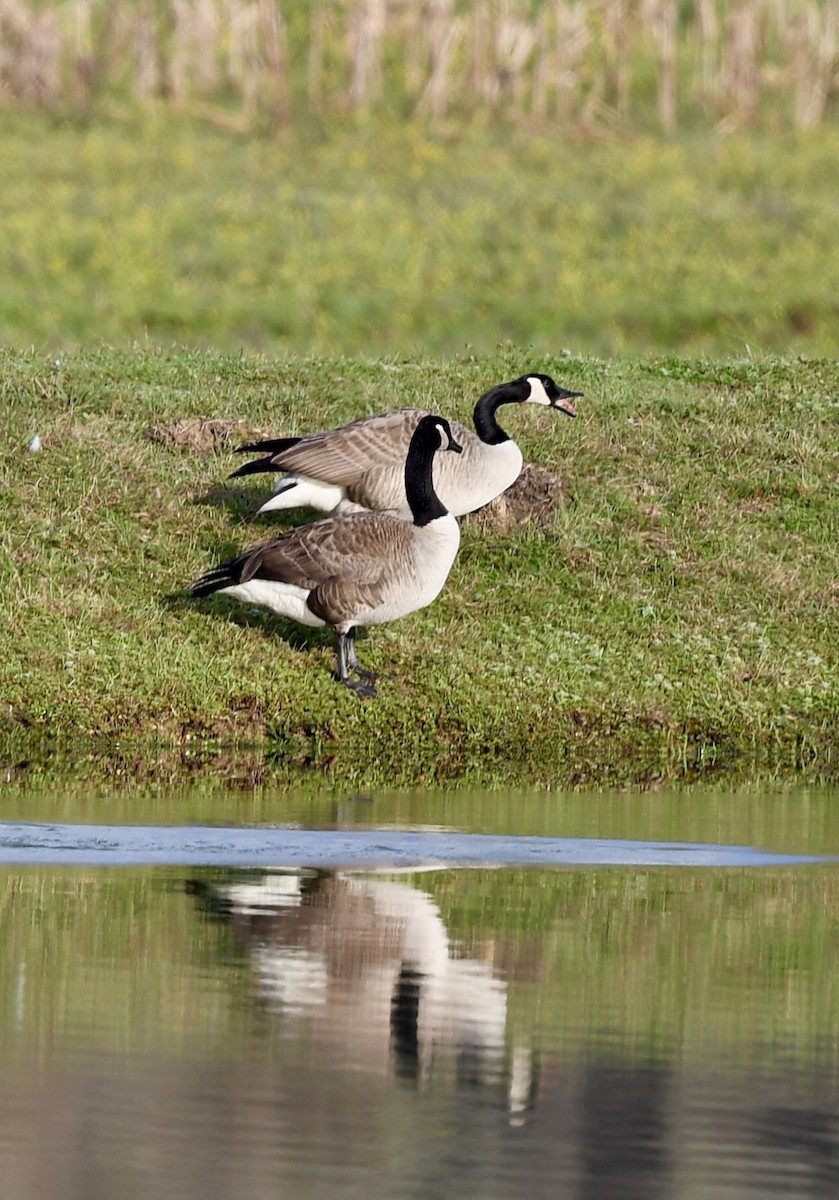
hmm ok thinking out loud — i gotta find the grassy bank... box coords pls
[1,347,836,786]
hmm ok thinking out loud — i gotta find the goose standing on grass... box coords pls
[230,373,580,520]
[191,415,462,698]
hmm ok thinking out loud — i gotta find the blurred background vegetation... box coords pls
[2,0,838,135]
[1,0,838,359]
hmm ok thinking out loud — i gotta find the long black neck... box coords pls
[405,424,448,527]
[472,382,522,446]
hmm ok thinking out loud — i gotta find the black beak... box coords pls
[448,436,463,453]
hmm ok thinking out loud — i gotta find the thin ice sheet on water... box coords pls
[0,821,830,868]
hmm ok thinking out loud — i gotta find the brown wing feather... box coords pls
[242,512,411,593]
[345,463,406,511]
[267,408,427,484]
[307,577,386,625]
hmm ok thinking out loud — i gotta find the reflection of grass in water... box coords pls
[1,778,838,856]
[2,865,838,1064]
[430,865,839,1061]
[0,870,252,1060]
[2,113,839,358]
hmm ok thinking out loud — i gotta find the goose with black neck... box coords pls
[192,415,463,697]
[231,373,580,520]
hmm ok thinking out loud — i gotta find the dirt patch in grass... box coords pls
[466,463,568,533]
[145,418,258,454]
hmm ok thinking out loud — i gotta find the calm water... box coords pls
[1,774,839,1198]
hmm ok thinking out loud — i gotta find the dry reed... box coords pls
[0,0,836,133]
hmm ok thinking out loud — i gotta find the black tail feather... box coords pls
[229,436,303,479]
[191,538,273,597]
[234,436,301,455]
[229,455,284,480]
[190,557,244,598]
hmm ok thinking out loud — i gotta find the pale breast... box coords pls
[433,436,523,517]
[356,515,461,627]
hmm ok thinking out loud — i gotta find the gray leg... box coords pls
[335,630,376,698]
[346,627,377,683]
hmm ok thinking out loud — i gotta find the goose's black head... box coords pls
[515,373,581,417]
[405,415,462,526]
[473,373,581,445]
[413,414,463,456]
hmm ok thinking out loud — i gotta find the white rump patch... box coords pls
[525,376,551,406]
[258,475,346,515]
[219,579,325,627]
[253,945,329,1010]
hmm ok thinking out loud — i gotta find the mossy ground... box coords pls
[2,348,836,786]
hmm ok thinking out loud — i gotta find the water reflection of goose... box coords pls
[192,871,511,1093]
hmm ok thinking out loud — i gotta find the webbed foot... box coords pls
[340,675,377,699]
[351,665,377,683]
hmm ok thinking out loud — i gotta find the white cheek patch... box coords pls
[526,376,551,406]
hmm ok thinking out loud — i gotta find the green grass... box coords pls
[2,111,839,359]
[1,346,836,786]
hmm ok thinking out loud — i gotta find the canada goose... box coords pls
[191,414,462,697]
[231,373,580,520]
